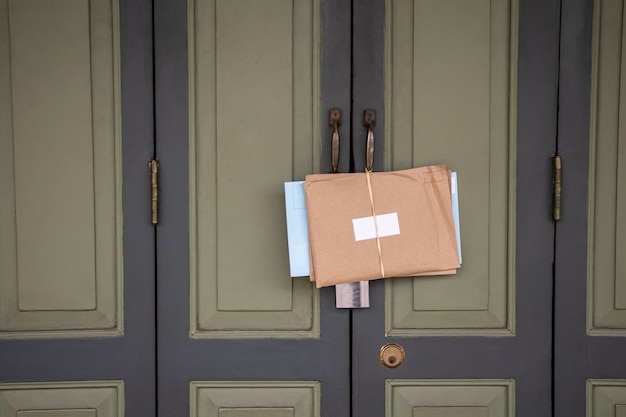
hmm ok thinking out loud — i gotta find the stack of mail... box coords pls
[285,165,462,288]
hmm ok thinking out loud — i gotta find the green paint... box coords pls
[412,407,488,417]
[188,0,320,338]
[10,0,96,312]
[190,381,319,417]
[17,410,96,417]
[587,0,626,335]
[386,380,514,417]
[215,0,296,312]
[384,0,518,336]
[219,408,294,417]
[0,381,123,417]
[587,380,626,417]
[0,0,123,338]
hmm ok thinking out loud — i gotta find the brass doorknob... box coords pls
[379,343,405,368]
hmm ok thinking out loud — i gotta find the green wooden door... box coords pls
[153,0,351,416]
[351,0,557,416]
[554,0,626,415]
[0,0,156,415]
[154,0,562,416]
[2,1,625,416]
[349,1,626,417]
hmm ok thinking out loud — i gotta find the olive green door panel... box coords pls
[385,0,517,336]
[0,381,123,417]
[14,412,95,417]
[0,0,122,337]
[190,382,320,417]
[386,380,514,417]
[188,0,320,338]
[587,380,626,417]
[587,0,626,334]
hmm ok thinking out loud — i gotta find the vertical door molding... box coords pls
[0,0,123,338]
[384,0,519,336]
[587,0,626,335]
[188,0,321,338]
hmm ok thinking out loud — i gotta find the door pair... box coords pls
[155,0,626,415]
[1,1,625,416]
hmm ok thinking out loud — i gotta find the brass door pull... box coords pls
[380,343,405,368]
[363,109,376,171]
[329,108,342,173]
[329,107,371,309]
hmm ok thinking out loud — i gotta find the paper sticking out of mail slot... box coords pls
[303,165,460,288]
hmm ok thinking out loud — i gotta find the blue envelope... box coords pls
[451,172,462,264]
[284,181,310,277]
[284,173,462,277]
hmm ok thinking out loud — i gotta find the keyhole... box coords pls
[380,343,405,368]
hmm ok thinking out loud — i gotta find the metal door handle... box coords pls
[329,107,370,309]
[329,108,342,173]
[363,109,376,171]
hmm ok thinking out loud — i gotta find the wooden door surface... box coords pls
[352,1,559,416]
[2,1,625,416]
[555,0,626,415]
[153,0,351,416]
[0,0,156,415]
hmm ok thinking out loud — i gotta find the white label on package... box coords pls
[352,212,400,241]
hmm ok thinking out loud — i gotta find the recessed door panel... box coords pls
[386,380,514,417]
[188,0,320,338]
[385,0,516,336]
[587,380,626,417]
[190,381,320,417]
[0,0,122,337]
[586,0,626,334]
[0,381,123,417]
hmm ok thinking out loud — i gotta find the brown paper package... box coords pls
[304,166,460,288]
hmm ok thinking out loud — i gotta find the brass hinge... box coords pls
[553,154,561,221]
[150,159,159,225]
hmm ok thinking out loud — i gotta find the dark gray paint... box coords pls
[351,1,560,416]
[351,0,385,174]
[153,1,351,416]
[320,1,352,174]
[554,0,626,415]
[0,1,156,415]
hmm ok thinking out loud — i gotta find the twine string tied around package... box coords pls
[365,168,385,278]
